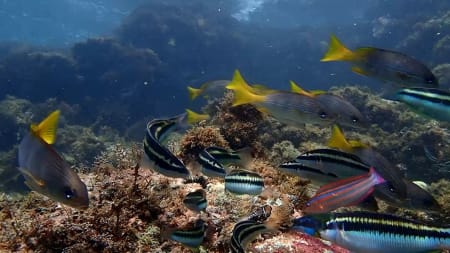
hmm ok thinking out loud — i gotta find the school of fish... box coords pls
[16,34,450,252]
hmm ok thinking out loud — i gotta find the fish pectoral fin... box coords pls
[19,168,46,187]
[351,66,368,76]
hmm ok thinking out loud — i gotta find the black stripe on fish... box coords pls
[206,146,240,160]
[397,88,450,106]
[198,149,226,177]
[327,212,450,239]
[299,149,370,172]
[231,220,268,253]
[279,162,340,178]
[225,170,264,187]
[147,119,177,142]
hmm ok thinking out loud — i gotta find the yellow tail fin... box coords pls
[30,110,60,144]
[226,70,265,106]
[321,35,355,62]
[185,109,210,125]
[187,86,203,100]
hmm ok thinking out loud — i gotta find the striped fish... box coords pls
[225,169,264,195]
[205,146,252,168]
[164,219,206,249]
[230,219,273,253]
[278,148,371,185]
[198,148,227,178]
[141,120,190,179]
[183,189,207,212]
[396,87,450,122]
[304,167,385,213]
[293,211,450,253]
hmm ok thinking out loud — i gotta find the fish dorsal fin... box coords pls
[290,81,314,97]
[321,34,355,62]
[310,90,327,95]
[30,110,60,144]
[226,70,265,106]
[351,66,369,76]
[187,86,203,100]
[327,124,354,152]
[185,109,210,125]
[251,84,275,95]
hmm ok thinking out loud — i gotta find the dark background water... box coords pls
[0,0,448,131]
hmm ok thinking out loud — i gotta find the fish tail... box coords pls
[235,147,253,168]
[185,109,210,125]
[321,35,355,62]
[369,167,386,185]
[30,110,60,144]
[187,86,203,100]
[226,70,265,106]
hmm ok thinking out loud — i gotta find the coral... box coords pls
[179,126,229,165]
[268,141,300,166]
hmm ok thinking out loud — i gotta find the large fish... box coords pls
[395,87,450,122]
[322,35,438,87]
[328,125,441,212]
[304,167,385,213]
[226,70,338,126]
[292,211,450,253]
[142,119,191,179]
[290,81,369,129]
[18,110,89,209]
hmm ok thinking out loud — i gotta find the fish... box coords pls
[290,81,369,128]
[321,35,438,87]
[226,70,337,126]
[278,148,371,185]
[204,146,252,168]
[292,211,450,253]
[328,125,441,212]
[197,148,227,178]
[183,189,207,212]
[162,219,206,249]
[304,167,385,214]
[150,110,210,144]
[230,219,276,253]
[224,169,264,195]
[395,87,450,122]
[142,119,191,179]
[18,110,89,209]
[187,80,231,100]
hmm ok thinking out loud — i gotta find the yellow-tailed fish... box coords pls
[18,110,89,209]
[321,35,438,87]
[226,70,337,126]
[328,125,441,212]
[187,80,231,100]
[290,81,369,128]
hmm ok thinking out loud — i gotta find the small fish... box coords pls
[150,110,210,144]
[198,148,227,178]
[163,219,206,249]
[230,219,276,253]
[18,110,89,209]
[304,167,385,214]
[395,87,450,122]
[142,120,190,179]
[292,211,450,253]
[225,169,264,195]
[278,148,371,185]
[188,80,231,100]
[226,70,337,126]
[183,189,207,212]
[321,35,438,87]
[290,81,369,128]
[204,146,252,168]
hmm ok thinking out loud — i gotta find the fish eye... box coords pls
[319,111,327,119]
[351,116,359,123]
[63,187,75,200]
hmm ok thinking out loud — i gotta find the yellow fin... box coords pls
[310,90,327,95]
[185,109,210,125]
[19,167,46,187]
[327,124,354,152]
[289,81,314,97]
[226,70,265,106]
[321,35,355,62]
[187,86,203,100]
[351,66,369,76]
[251,84,275,95]
[30,110,60,144]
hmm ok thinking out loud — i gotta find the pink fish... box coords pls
[304,167,385,214]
